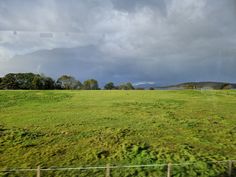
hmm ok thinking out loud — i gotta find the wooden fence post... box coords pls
[37,166,41,177]
[228,160,232,177]
[167,163,171,177]
[106,164,110,177]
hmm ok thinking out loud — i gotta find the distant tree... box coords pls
[104,82,116,90]
[56,75,82,90]
[17,73,36,89]
[118,82,134,90]
[221,83,232,90]
[0,73,19,89]
[184,84,196,89]
[136,87,145,90]
[83,79,99,90]
[32,75,44,89]
[0,73,55,90]
[42,76,55,89]
[149,87,155,90]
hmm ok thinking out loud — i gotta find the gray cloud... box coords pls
[111,0,167,15]
[0,0,236,85]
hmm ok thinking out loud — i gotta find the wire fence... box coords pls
[0,160,235,177]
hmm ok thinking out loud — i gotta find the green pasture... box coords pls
[0,90,236,176]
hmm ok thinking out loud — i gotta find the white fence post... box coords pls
[106,164,110,177]
[167,163,171,177]
[37,166,41,177]
[228,160,232,177]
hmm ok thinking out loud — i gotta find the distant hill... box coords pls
[134,83,157,89]
[156,82,236,90]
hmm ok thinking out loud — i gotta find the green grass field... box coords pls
[0,90,236,177]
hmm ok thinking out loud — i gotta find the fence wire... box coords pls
[1,160,235,172]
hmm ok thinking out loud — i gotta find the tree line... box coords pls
[0,73,137,90]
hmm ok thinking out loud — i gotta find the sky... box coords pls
[0,0,236,86]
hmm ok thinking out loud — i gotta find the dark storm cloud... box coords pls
[0,0,236,85]
[111,0,167,15]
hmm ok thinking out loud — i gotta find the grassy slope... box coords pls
[0,90,236,177]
